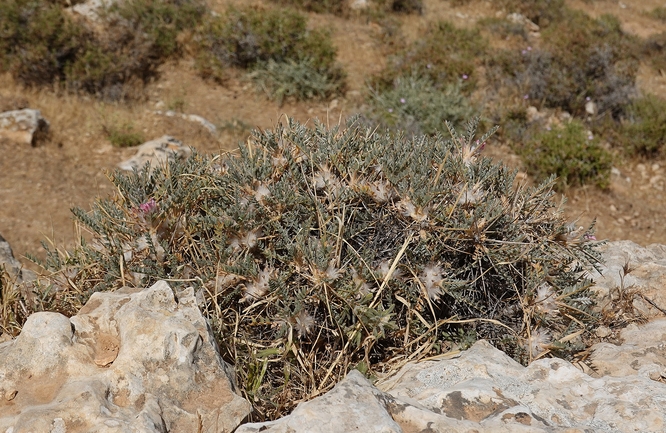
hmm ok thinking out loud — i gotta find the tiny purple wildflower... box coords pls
[426,64,432,69]
[546,126,552,131]
[139,198,157,213]
[584,234,597,241]
[586,96,591,101]
[522,50,527,55]
[527,46,532,51]
[400,98,406,104]
[523,94,529,100]
[587,134,594,140]
[462,74,468,80]
[388,108,393,113]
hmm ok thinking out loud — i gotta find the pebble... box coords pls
[596,326,611,338]
[610,204,618,212]
[652,163,661,172]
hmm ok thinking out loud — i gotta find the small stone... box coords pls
[611,167,621,176]
[617,218,625,224]
[652,163,661,172]
[595,326,611,338]
[610,204,618,213]
[637,163,647,172]
[5,389,18,401]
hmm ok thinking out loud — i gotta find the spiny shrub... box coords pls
[104,122,145,148]
[22,118,602,419]
[366,72,475,136]
[374,20,486,93]
[519,120,612,190]
[615,94,666,157]
[488,11,638,117]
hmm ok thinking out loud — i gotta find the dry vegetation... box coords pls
[2,0,666,421]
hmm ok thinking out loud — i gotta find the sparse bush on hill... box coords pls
[612,94,666,157]
[195,6,345,101]
[269,0,422,16]
[488,10,639,118]
[0,0,205,99]
[496,0,565,28]
[519,120,612,190]
[18,118,601,420]
[374,20,486,93]
[366,72,475,136]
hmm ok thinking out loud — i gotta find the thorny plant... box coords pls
[16,118,602,420]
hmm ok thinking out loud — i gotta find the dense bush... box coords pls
[22,118,601,419]
[519,120,612,189]
[366,72,475,136]
[0,0,205,98]
[269,0,422,15]
[374,20,486,92]
[195,6,345,100]
[488,11,639,117]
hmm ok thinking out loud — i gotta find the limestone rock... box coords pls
[590,318,666,379]
[239,340,666,433]
[590,240,666,317]
[118,135,192,172]
[0,281,251,433]
[0,109,50,145]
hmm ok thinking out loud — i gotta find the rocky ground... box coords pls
[1,0,666,268]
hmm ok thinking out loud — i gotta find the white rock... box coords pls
[118,135,192,172]
[239,339,666,432]
[589,240,666,317]
[0,281,251,432]
[0,109,49,145]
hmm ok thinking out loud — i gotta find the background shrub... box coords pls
[614,94,666,157]
[488,11,639,117]
[374,20,486,93]
[366,72,475,136]
[195,6,345,99]
[24,118,601,420]
[0,0,205,98]
[249,58,346,105]
[519,120,612,189]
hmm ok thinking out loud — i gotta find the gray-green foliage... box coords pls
[249,58,345,105]
[28,118,601,420]
[367,73,475,136]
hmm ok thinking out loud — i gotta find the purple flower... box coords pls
[139,198,157,213]
[586,96,591,101]
[522,50,527,55]
[388,108,393,113]
[400,98,406,104]
[587,134,594,140]
[584,234,597,241]
[462,74,468,80]
[523,94,529,100]
[426,64,432,69]
[527,46,532,51]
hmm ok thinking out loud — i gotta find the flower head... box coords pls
[139,198,157,214]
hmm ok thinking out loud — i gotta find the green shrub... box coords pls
[104,122,145,148]
[196,7,337,71]
[496,0,565,27]
[0,0,86,85]
[249,58,346,105]
[0,0,205,97]
[519,120,612,189]
[647,6,666,22]
[374,20,486,93]
[269,0,347,15]
[488,10,639,117]
[22,118,601,419]
[616,94,666,156]
[643,31,666,73]
[477,16,528,40]
[366,72,476,136]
